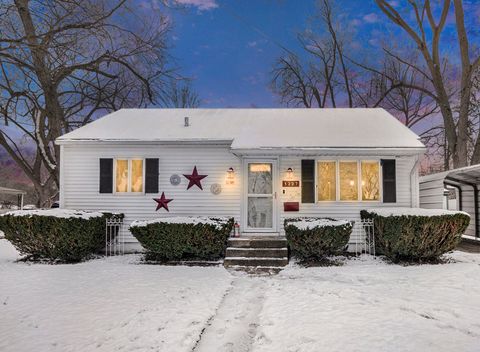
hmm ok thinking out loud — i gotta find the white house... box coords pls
[56,108,425,250]
[420,164,480,240]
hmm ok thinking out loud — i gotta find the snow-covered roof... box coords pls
[56,108,425,150]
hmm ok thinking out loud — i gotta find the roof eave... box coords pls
[55,138,235,146]
[231,146,426,155]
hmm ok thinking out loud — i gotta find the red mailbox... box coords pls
[283,202,299,212]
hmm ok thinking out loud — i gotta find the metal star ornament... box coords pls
[183,166,208,190]
[153,192,173,211]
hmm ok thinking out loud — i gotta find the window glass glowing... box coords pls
[339,161,358,201]
[361,161,380,201]
[317,161,336,201]
[115,160,128,193]
[131,159,144,193]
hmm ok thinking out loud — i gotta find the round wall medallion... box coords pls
[170,174,181,186]
[210,183,222,195]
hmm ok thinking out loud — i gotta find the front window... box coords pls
[131,159,144,193]
[317,161,336,201]
[116,159,128,193]
[316,160,381,202]
[339,161,358,201]
[361,161,380,201]
[115,159,144,193]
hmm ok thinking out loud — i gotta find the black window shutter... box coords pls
[145,158,159,194]
[301,160,315,203]
[99,158,113,193]
[382,159,396,203]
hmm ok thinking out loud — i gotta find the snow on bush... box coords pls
[0,209,122,262]
[284,217,353,261]
[365,207,470,217]
[130,217,235,261]
[361,208,470,262]
[286,218,351,231]
[131,216,232,230]
[2,208,105,219]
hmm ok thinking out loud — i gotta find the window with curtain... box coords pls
[339,161,358,201]
[361,161,380,201]
[317,161,336,201]
[131,160,144,193]
[115,159,144,193]
[115,159,128,193]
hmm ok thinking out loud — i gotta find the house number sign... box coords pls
[282,180,300,187]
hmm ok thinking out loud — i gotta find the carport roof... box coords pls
[420,164,480,185]
[0,186,27,195]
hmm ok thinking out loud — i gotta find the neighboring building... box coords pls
[420,165,480,239]
[56,108,425,250]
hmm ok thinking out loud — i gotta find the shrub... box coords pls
[284,217,353,260]
[361,208,470,262]
[129,217,235,261]
[0,209,123,262]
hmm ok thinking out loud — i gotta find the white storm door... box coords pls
[245,161,277,232]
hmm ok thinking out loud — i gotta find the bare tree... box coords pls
[376,0,480,168]
[0,0,175,206]
[165,80,200,108]
[271,0,355,108]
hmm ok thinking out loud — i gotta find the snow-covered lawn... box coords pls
[0,239,232,352]
[1,239,480,352]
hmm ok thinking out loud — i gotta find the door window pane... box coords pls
[248,163,272,194]
[247,197,273,228]
[339,161,358,201]
[116,160,128,193]
[361,161,380,201]
[317,161,336,201]
[131,159,144,192]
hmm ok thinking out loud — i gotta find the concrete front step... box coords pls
[226,247,288,258]
[228,237,287,249]
[224,257,288,267]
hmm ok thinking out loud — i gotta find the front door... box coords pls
[244,160,277,233]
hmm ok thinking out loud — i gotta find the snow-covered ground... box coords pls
[0,239,232,352]
[1,239,480,352]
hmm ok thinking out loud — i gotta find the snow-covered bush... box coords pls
[0,209,123,262]
[361,208,470,262]
[284,218,353,260]
[129,217,235,261]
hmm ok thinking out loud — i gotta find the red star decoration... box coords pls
[183,166,208,190]
[153,192,173,211]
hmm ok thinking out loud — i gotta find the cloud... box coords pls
[388,0,399,7]
[350,19,362,27]
[176,0,218,11]
[363,13,379,23]
[247,41,258,47]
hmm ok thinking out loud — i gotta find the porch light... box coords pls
[287,167,293,180]
[226,167,235,185]
[349,180,355,186]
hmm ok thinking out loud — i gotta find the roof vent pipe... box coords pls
[184,116,190,127]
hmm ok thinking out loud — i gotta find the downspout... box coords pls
[443,182,462,210]
[410,155,421,207]
[445,176,479,238]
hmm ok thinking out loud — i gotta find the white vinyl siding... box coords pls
[61,144,420,249]
[61,144,242,244]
